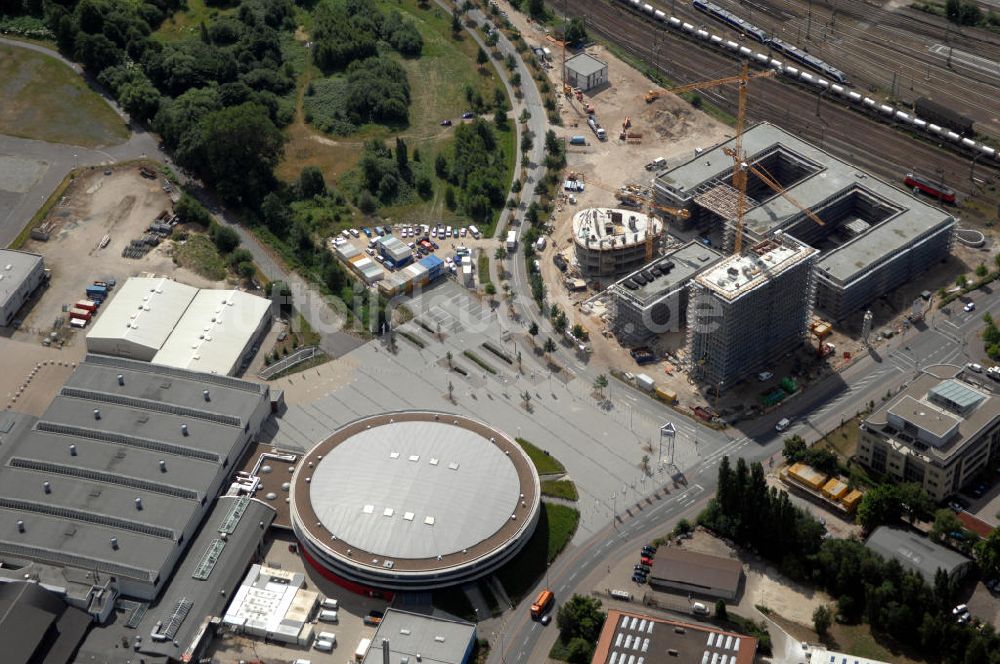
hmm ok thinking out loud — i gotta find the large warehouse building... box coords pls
[654,123,955,321]
[0,249,45,327]
[86,277,272,375]
[687,235,818,388]
[0,354,272,602]
[290,412,540,593]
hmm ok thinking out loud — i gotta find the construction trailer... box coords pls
[687,234,818,389]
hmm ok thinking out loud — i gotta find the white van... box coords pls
[468,225,480,238]
[775,418,791,432]
[691,602,710,616]
[314,632,336,651]
[319,609,338,623]
[321,597,339,610]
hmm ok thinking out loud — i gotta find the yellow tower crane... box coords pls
[644,62,775,254]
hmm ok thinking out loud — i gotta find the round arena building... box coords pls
[573,207,663,277]
[290,412,541,593]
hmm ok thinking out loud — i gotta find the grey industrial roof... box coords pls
[612,241,723,306]
[73,496,275,664]
[362,609,476,664]
[650,548,744,595]
[564,52,607,77]
[0,355,268,589]
[0,581,91,664]
[865,526,972,583]
[0,249,43,305]
[307,420,521,559]
[656,123,955,284]
[887,395,960,439]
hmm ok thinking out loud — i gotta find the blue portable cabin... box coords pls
[419,255,445,281]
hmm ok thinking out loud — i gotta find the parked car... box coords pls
[965,302,976,312]
[631,572,647,584]
[775,417,791,432]
[462,112,475,119]
[967,363,983,373]
[641,545,657,556]
[440,119,453,126]
[634,563,651,574]
[640,556,653,566]
[757,371,774,382]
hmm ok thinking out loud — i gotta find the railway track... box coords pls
[569,0,999,201]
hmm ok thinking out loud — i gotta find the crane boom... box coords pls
[722,147,826,228]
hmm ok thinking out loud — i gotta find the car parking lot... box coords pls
[329,221,496,277]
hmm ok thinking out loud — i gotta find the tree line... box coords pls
[702,456,1000,663]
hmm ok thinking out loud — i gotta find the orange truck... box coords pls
[530,589,554,619]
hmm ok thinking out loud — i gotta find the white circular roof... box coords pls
[308,420,521,560]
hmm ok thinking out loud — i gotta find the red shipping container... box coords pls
[68,308,91,321]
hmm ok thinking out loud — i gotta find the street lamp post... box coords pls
[659,422,676,469]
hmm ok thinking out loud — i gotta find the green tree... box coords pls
[528,0,546,19]
[451,9,462,36]
[228,248,254,268]
[543,337,557,353]
[174,193,211,226]
[563,17,587,44]
[435,153,449,178]
[476,46,488,68]
[529,321,539,336]
[571,323,587,340]
[593,373,608,396]
[931,508,964,542]
[896,482,933,524]
[298,166,326,199]
[976,528,1000,578]
[545,129,561,155]
[813,605,832,637]
[856,484,904,531]
[395,137,409,174]
[445,187,457,210]
[782,435,808,462]
[495,246,508,261]
[176,103,285,206]
[237,261,256,280]
[210,224,241,254]
[565,637,594,664]
[715,599,728,621]
[957,274,969,289]
[485,282,497,296]
[556,595,605,643]
[976,263,989,278]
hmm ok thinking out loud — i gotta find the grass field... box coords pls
[173,233,227,281]
[496,502,580,602]
[278,0,513,230]
[0,44,127,147]
[153,0,235,42]
[542,479,579,501]
[516,437,566,476]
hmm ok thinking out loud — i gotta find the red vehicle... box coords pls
[904,172,956,204]
[640,556,653,566]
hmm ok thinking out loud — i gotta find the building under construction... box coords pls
[654,123,955,320]
[572,208,663,276]
[610,241,723,344]
[688,234,818,388]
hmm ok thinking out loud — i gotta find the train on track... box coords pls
[904,172,957,203]
[618,0,999,164]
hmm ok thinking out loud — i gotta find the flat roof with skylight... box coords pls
[290,412,540,591]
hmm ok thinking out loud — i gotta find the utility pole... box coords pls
[806,0,813,41]
[891,71,898,100]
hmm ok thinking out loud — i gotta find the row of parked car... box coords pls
[631,544,657,583]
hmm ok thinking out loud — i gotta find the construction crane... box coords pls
[642,62,774,254]
[723,146,826,228]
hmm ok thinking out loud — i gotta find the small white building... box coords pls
[222,564,318,646]
[0,249,45,326]
[564,52,608,91]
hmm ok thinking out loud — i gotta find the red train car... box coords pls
[904,172,956,204]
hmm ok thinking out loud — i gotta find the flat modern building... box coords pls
[573,208,663,277]
[564,52,608,91]
[151,289,272,375]
[362,609,477,664]
[865,526,973,584]
[291,412,540,593]
[687,235,818,388]
[87,277,271,375]
[73,495,276,664]
[808,649,891,664]
[857,368,1000,501]
[0,354,272,602]
[654,122,955,321]
[0,249,45,327]
[222,563,317,646]
[0,581,91,664]
[648,548,745,600]
[610,241,723,343]
[591,610,757,664]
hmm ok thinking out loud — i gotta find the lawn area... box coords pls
[278,0,514,232]
[817,416,862,460]
[542,479,579,501]
[0,43,127,147]
[153,0,235,42]
[173,233,226,281]
[827,623,927,664]
[496,503,580,603]
[478,253,492,288]
[516,437,566,476]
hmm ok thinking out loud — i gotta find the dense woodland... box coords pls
[701,456,1000,663]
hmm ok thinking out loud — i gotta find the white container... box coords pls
[636,374,655,392]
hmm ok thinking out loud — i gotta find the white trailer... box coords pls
[506,230,517,252]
